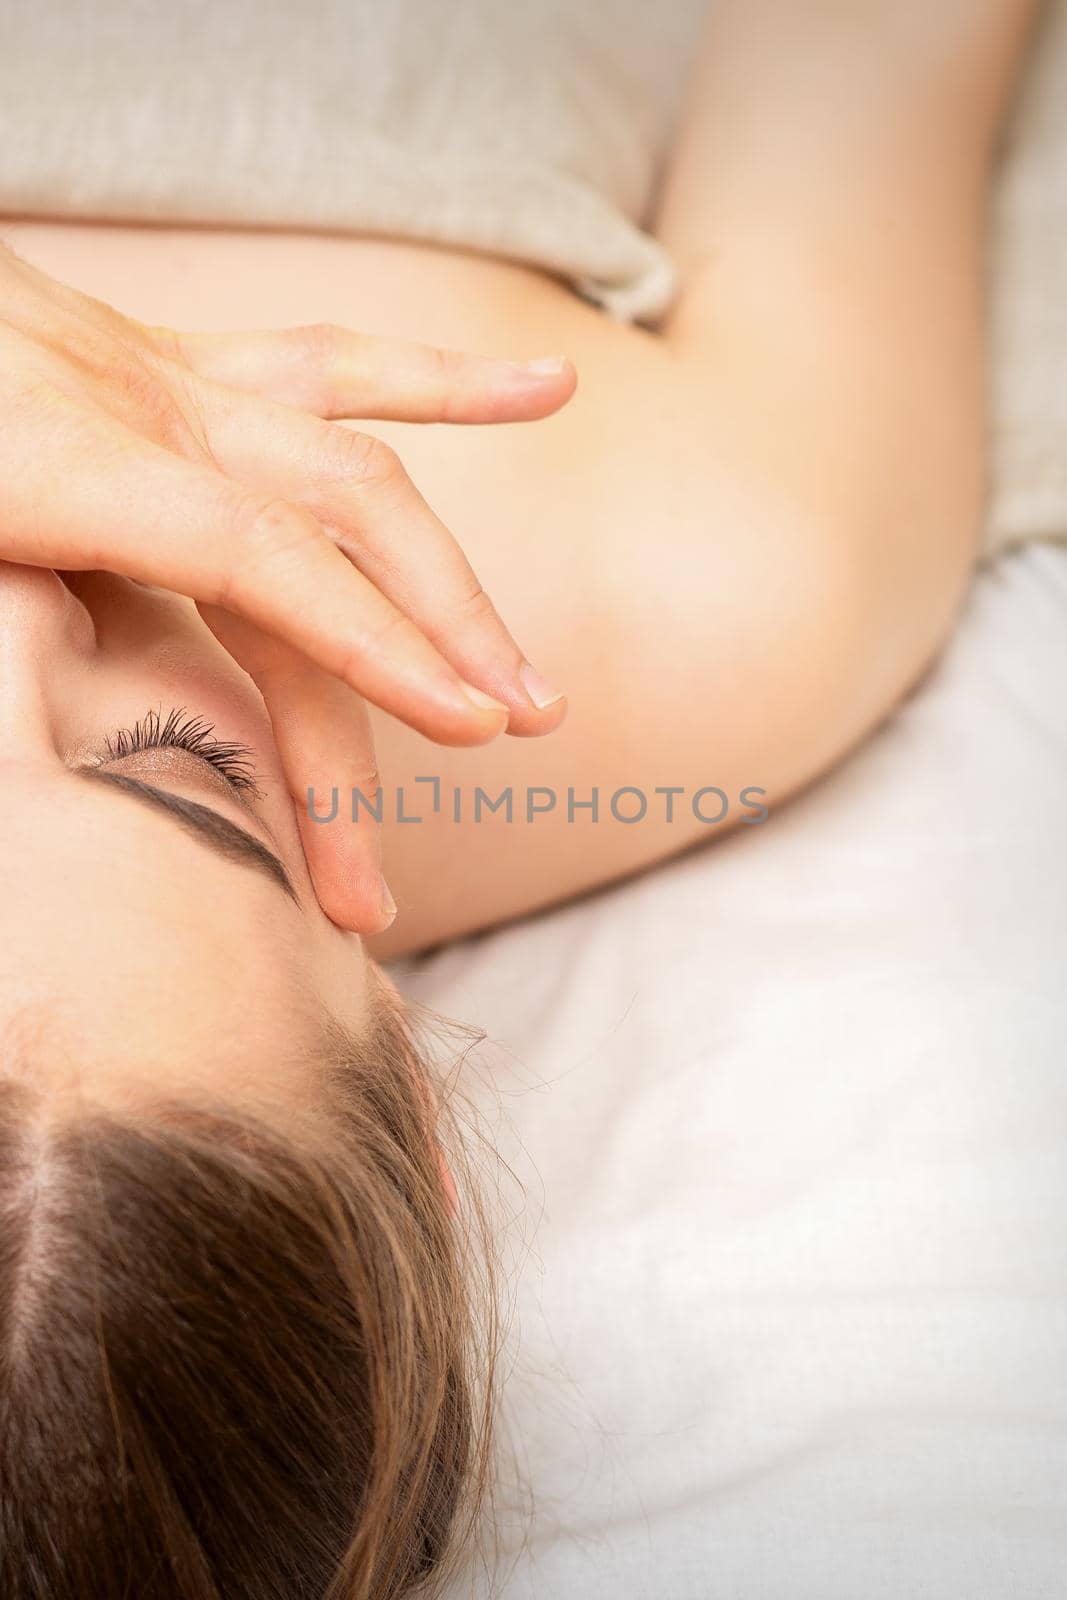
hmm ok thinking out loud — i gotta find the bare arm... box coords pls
[652,0,1039,716]
[364,0,1039,952]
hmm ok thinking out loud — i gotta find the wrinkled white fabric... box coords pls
[401,543,1067,1599]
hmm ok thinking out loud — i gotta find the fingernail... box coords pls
[522,355,568,376]
[378,878,397,927]
[461,681,509,715]
[520,660,565,710]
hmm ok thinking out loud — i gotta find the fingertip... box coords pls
[311,856,397,935]
[519,660,565,711]
[377,877,398,929]
[423,688,510,747]
[455,664,568,739]
[459,680,514,741]
[504,693,568,738]
[476,355,577,421]
[518,355,578,414]
[461,682,510,714]
[523,355,570,378]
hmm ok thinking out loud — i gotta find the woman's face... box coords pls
[0,560,373,1111]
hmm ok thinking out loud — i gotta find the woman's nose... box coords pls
[0,562,96,745]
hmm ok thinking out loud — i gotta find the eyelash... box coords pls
[102,707,259,796]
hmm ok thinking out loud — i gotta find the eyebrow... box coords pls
[75,767,298,902]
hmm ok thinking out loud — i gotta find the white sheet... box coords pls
[400,542,1067,1600]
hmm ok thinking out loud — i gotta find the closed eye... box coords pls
[96,706,260,798]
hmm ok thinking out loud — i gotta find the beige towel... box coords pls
[988,0,1067,556]
[0,0,707,322]
[0,0,1065,558]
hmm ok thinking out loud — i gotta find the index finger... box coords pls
[158,323,578,423]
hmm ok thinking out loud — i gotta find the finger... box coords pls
[155,322,577,423]
[199,605,393,934]
[195,381,568,737]
[2,404,510,745]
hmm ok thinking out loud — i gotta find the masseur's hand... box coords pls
[0,240,574,930]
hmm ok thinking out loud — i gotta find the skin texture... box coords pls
[0,0,1038,1152]
[0,243,574,935]
[0,555,461,1209]
[0,16,1041,1597]
[0,561,374,1111]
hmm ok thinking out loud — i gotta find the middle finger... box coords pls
[195,379,568,736]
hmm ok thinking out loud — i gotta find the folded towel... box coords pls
[1,0,1065,558]
[0,0,707,322]
[988,0,1067,556]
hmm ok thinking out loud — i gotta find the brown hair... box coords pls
[0,1001,496,1599]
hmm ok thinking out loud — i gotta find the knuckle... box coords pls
[298,321,342,366]
[334,429,404,491]
[113,354,193,445]
[429,342,456,386]
[142,323,186,364]
[331,607,413,687]
[289,323,348,414]
[218,494,323,608]
[449,578,498,630]
[427,345,470,422]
